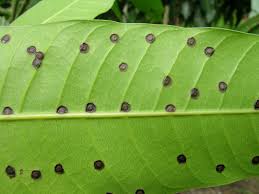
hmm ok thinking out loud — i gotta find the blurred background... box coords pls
[1,0,259,193]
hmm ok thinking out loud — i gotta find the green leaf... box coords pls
[0,20,259,193]
[237,15,259,34]
[11,0,115,26]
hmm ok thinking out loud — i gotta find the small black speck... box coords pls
[121,102,131,112]
[32,58,42,69]
[204,47,215,57]
[254,100,259,110]
[177,154,187,164]
[1,34,11,44]
[187,37,196,47]
[119,63,128,72]
[31,170,41,179]
[163,76,172,87]
[145,33,155,43]
[252,156,259,165]
[86,103,96,113]
[218,82,228,92]
[165,104,176,112]
[5,166,16,178]
[35,51,45,60]
[110,34,119,43]
[136,189,145,194]
[56,106,68,114]
[27,46,37,54]
[55,164,64,174]
[94,160,105,170]
[80,43,89,53]
[216,164,225,173]
[2,107,13,115]
[191,88,199,99]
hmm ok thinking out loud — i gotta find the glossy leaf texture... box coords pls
[11,0,115,26]
[0,21,259,194]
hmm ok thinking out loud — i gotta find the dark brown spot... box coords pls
[218,82,228,92]
[252,156,259,165]
[136,189,145,194]
[106,193,112,194]
[177,154,187,164]
[145,33,155,44]
[2,107,13,115]
[27,46,37,54]
[191,88,199,99]
[204,47,215,57]
[119,63,128,72]
[121,102,131,112]
[187,37,196,47]
[32,58,42,69]
[165,104,176,112]
[56,106,68,114]
[110,34,119,43]
[163,76,172,87]
[31,170,41,179]
[80,43,89,53]
[35,51,44,60]
[94,160,105,170]
[55,164,64,174]
[5,166,16,178]
[254,100,259,110]
[216,164,225,173]
[1,34,10,44]
[86,103,96,113]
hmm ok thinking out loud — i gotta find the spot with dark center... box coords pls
[163,76,172,87]
[55,164,64,174]
[252,156,259,165]
[2,107,13,115]
[218,82,228,92]
[254,100,259,110]
[216,164,225,173]
[5,166,16,178]
[27,46,37,54]
[94,160,105,171]
[80,43,89,53]
[204,47,215,57]
[110,34,119,43]
[32,58,42,69]
[35,51,45,60]
[165,104,176,112]
[187,37,196,47]
[191,88,199,99]
[121,102,131,112]
[136,189,145,194]
[119,63,128,72]
[177,154,187,164]
[86,103,96,113]
[56,106,68,114]
[31,170,41,180]
[1,34,11,44]
[145,33,155,43]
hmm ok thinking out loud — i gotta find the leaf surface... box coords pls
[11,0,115,25]
[0,21,259,194]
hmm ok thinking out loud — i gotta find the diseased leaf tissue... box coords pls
[0,0,258,193]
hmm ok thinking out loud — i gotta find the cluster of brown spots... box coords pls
[5,166,16,178]
[2,107,13,115]
[1,34,11,44]
[56,106,68,114]
[94,160,105,171]
[121,102,131,112]
[86,103,96,113]
[80,42,89,53]
[110,34,119,43]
